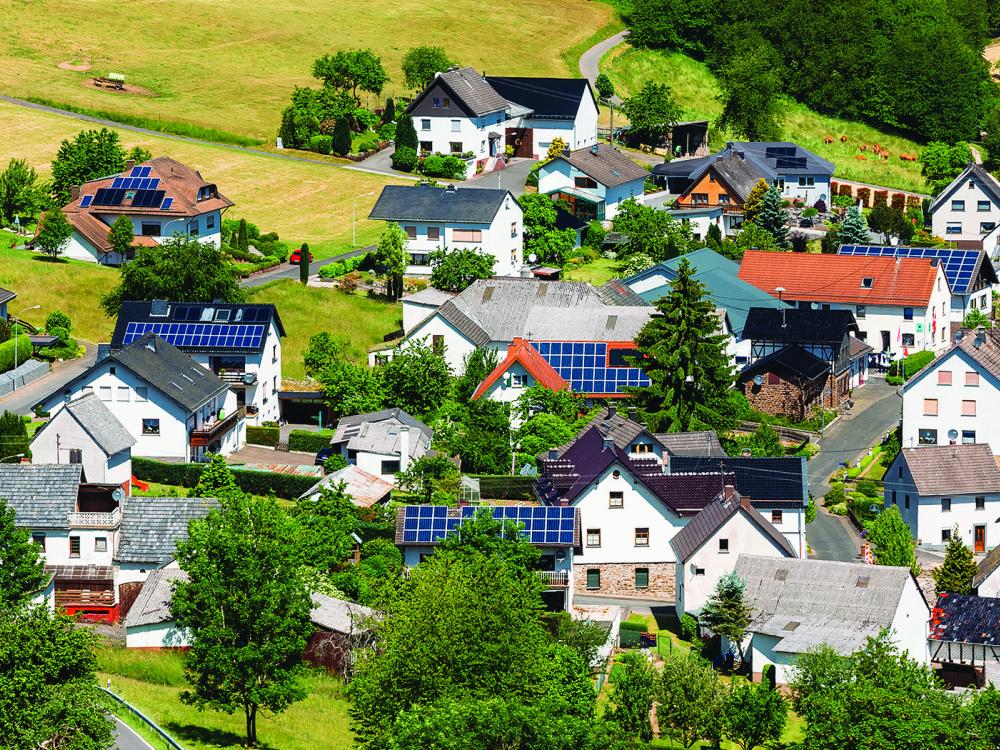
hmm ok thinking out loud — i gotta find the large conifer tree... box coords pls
[933,529,977,595]
[757,186,789,248]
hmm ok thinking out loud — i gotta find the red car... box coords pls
[289,249,314,265]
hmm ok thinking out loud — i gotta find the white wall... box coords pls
[931,175,1000,250]
[979,569,1000,597]
[31,526,116,568]
[779,174,831,205]
[402,301,442,334]
[414,111,504,163]
[537,159,645,220]
[891,575,930,665]
[749,633,798,684]
[126,621,192,649]
[605,179,647,220]
[62,209,223,266]
[401,314,484,374]
[520,91,598,159]
[30,411,114,484]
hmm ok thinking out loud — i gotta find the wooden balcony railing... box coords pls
[537,570,570,588]
[191,406,246,446]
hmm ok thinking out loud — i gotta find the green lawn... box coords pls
[602,46,928,193]
[564,257,619,285]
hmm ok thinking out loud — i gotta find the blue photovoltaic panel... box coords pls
[160,197,174,210]
[79,195,93,208]
[534,341,649,396]
[121,321,266,350]
[838,245,983,293]
[112,177,124,189]
[460,505,576,545]
[129,166,152,178]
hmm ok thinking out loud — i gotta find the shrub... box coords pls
[856,187,871,207]
[680,613,699,643]
[356,135,381,153]
[873,190,888,206]
[813,199,827,213]
[857,478,879,498]
[377,122,396,141]
[0,335,33,373]
[308,134,333,155]
[246,425,279,447]
[132,457,317,499]
[420,154,467,179]
[45,310,72,334]
[324,453,348,473]
[287,429,332,453]
[340,271,362,294]
[391,146,418,172]
[789,231,809,252]
[619,620,647,633]
[838,183,853,197]
[833,194,854,209]
[891,193,906,211]
[801,206,818,218]
[887,350,935,380]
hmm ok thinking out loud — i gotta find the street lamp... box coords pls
[353,191,375,247]
[0,453,25,463]
[12,304,40,390]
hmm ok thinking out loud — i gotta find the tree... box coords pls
[742,178,770,224]
[705,222,723,251]
[723,681,787,750]
[304,331,350,378]
[716,40,784,141]
[454,347,499,403]
[299,242,311,284]
[0,411,30,464]
[516,413,576,459]
[0,158,45,226]
[395,115,418,152]
[374,223,408,301]
[969,684,1000,749]
[657,651,725,748]
[429,248,496,292]
[236,218,249,252]
[396,454,461,503]
[699,571,752,656]
[291,483,359,575]
[50,127,129,205]
[866,505,919,575]
[920,141,973,194]
[320,360,386,418]
[963,308,991,329]
[382,96,396,124]
[983,103,1000,169]
[437,507,542,573]
[454,399,510,474]
[607,651,655,741]
[839,205,870,244]
[193,454,243,502]
[380,339,453,417]
[594,72,616,101]
[756,186,789,247]
[518,193,577,265]
[611,197,693,261]
[867,203,910,244]
[619,81,683,148]
[0,498,46,609]
[401,46,455,91]
[312,49,389,105]
[171,491,314,747]
[34,208,73,259]
[332,118,352,156]
[108,214,134,259]
[933,529,977,594]
[631,258,733,432]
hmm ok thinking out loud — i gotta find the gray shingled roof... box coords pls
[311,592,377,633]
[553,144,649,188]
[123,568,188,628]
[37,392,135,456]
[115,496,219,565]
[369,184,512,224]
[929,162,1000,214]
[898,444,1000,497]
[432,67,510,117]
[523,305,652,340]
[710,154,766,201]
[331,408,432,444]
[0,287,15,305]
[0,464,82,527]
[975,544,1000,589]
[656,431,727,457]
[670,495,796,563]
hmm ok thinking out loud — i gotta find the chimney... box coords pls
[723,483,736,501]
[562,147,571,158]
[590,143,599,156]
[975,326,986,349]
[71,185,80,201]
[398,426,411,473]
[627,407,637,422]
[125,159,135,171]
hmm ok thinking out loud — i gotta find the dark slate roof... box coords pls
[408,67,509,117]
[670,456,808,505]
[554,144,649,188]
[898,444,1000,496]
[710,155,765,201]
[123,568,188,628]
[485,77,592,120]
[331,408,433,445]
[0,464,82,527]
[110,334,230,413]
[742,308,858,345]
[552,408,725,459]
[652,154,714,178]
[670,494,796,563]
[653,142,834,182]
[34,392,135,456]
[369,184,512,224]
[115,496,219,565]
[736,346,830,383]
[0,287,15,305]
[930,593,1000,645]
[554,205,589,233]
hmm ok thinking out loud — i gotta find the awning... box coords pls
[488,132,503,141]
[545,186,603,204]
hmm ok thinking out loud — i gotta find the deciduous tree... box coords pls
[373,223,408,301]
[429,248,496,292]
[594,73,616,101]
[716,40,784,141]
[933,529,977,594]
[866,505,919,575]
[401,46,455,92]
[723,680,787,750]
[611,197,692,261]
[0,497,46,609]
[312,49,389,104]
[0,158,46,226]
[454,347,499,404]
[34,208,73,259]
[920,141,973,194]
[50,128,130,205]
[396,454,461,503]
[607,651,656,741]
[657,651,725,748]
[380,339,453,417]
[108,214,134,259]
[619,81,683,148]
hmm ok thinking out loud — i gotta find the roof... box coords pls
[654,431,727,457]
[331,409,433,458]
[975,544,1000,589]
[34,392,135,457]
[703,154,765,201]
[897,444,1000,496]
[930,593,1000,645]
[300,465,394,507]
[670,456,808,505]
[838,245,998,296]
[849,336,874,358]
[472,337,567,400]
[408,67,509,117]
[110,300,285,354]
[369,184,513,224]
[551,408,724,458]
[670,494,796,563]
[310,593,376,634]
[598,279,650,307]
[653,141,834,181]
[394,504,582,548]
[734,555,917,655]
[0,464,82,527]
[401,287,457,308]
[738,250,941,307]
[0,287,16,305]
[523,305,652,340]
[485,77,592,120]
[550,144,649,188]
[115,496,219,565]
[956,327,1000,378]
[742,307,859,345]
[929,162,1000,215]
[737,346,830,383]
[124,568,188,628]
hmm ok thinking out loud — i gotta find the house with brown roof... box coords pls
[883,444,1000,552]
[53,157,233,265]
[739,250,952,357]
[537,144,649,221]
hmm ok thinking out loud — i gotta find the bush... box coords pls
[287,429,332,453]
[420,154,467,180]
[856,187,871,207]
[246,425,279,447]
[873,190,888,206]
[308,134,333,155]
[45,310,72,334]
[802,207,818,218]
[132,457,317,499]
[0,335,34,373]
[391,146,418,172]
[324,453,348,472]
[356,135,381,153]
[789,231,809,252]
[377,122,396,141]
[317,252,368,279]
[887,350,935,381]
[680,613,699,643]
[619,620,647,634]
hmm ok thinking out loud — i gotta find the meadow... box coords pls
[0,0,612,142]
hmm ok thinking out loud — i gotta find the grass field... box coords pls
[0,0,613,141]
[564,257,619,285]
[602,46,928,193]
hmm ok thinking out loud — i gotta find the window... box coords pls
[432,334,445,356]
[586,569,601,589]
[772,510,783,524]
[68,448,82,464]
[95,537,107,553]
[187,219,199,236]
[206,214,216,230]
[719,538,730,554]
[952,200,966,211]
[963,430,977,444]
[903,307,913,320]
[31,533,45,550]
[69,537,80,558]
[427,226,440,241]
[453,229,482,242]
[142,418,160,435]
[117,386,130,401]
[719,194,731,204]
[798,176,815,187]
[510,374,526,388]
[635,527,649,546]
[905,494,910,509]
[856,305,866,319]
[432,97,442,108]
[99,386,112,402]
[942,497,952,512]
[450,119,460,132]
[898,466,903,479]
[902,333,915,346]
[511,221,518,238]
[947,222,962,235]
[891,490,897,504]
[609,491,624,508]
[574,176,599,189]
[918,428,938,445]
[587,529,601,547]
[419,140,432,152]
[979,200,992,211]
[449,142,462,154]
[983,222,997,234]
[967,371,980,386]
[923,398,938,416]
[272,344,278,364]
[861,277,874,289]
[938,370,952,385]
[963,399,977,416]
[633,443,651,454]
[635,568,649,588]
[409,252,429,266]
[977,496,986,510]
[135,387,148,402]
[692,193,709,205]
[381,459,401,474]
[420,119,431,131]
[942,528,952,542]
[404,226,417,240]
[694,566,706,576]
[442,97,450,108]
[140,222,160,236]
[709,173,716,182]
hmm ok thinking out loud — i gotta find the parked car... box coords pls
[315,447,334,466]
[290,249,314,265]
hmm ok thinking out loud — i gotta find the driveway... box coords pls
[465,158,536,195]
[579,30,628,104]
[241,246,372,289]
[0,342,97,416]
[226,444,319,466]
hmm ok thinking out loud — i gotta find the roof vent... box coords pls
[856,576,870,589]
[606,315,617,331]
[975,327,986,349]
[482,286,495,302]
[783,621,800,631]
[536,283,548,298]
[590,143,599,155]
[548,449,559,460]
[150,300,169,317]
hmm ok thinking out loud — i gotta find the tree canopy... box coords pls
[429,248,496,292]
[34,208,73,259]
[50,128,148,206]
[0,158,46,226]
[401,46,456,91]
[716,40,784,141]
[0,498,47,609]
[619,81,683,147]
[312,49,389,104]
[611,198,693,261]
[933,529,977,594]
[373,223,408,301]
[866,505,920,576]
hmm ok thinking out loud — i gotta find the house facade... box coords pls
[538,144,649,221]
[329,408,432,482]
[929,162,1000,256]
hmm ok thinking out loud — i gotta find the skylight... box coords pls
[860,277,874,289]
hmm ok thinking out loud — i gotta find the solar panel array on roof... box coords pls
[171,305,271,323]
[122,321,265,349]
[160,197,174,210]
[130,166,152,178]
[92,187,126,206]
[765,146,796,158]
[400,505,575,545]
[112,176,161,191]
[131,189,166,208]
[838,245,982,293]
[534,341,649,395]
[775,156,807,169]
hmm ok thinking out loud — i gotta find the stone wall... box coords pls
[743,376,820,421]
[574,561,675,600]
[0,359,48,397]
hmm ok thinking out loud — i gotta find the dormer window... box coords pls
[197,186,213,201]
[215,309,231,322]
[860,277,874,289]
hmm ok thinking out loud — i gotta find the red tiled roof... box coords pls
[738,250,941,307]
[472,338,567,400]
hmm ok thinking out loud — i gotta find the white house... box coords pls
[901,327,1000,452]
[30,392,135,486]
[38,333,243,462]
[735,555,929,684]
[329,408,432,483]
[124,568,191,649]
[670,493,797,620]
[368,184,523,277]
[109,301,285,425]
[740,250,953,357]
[883,444,1000,551]
[538,144,649,221]
[929,162,1000,257]
[401,288,456,334]
[54,157,232,265]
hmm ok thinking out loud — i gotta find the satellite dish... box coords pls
[948,429,959,441]
[753,374,764,386]
[528,253,537,263]
[112,487,126,502]
[555,549,567,561]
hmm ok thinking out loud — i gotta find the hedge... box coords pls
[886,350,935,384]
[288,429,333,453]
[246,425,279,447]
[0,335,34,374]
[317,252,368,279]
[471,474,536,500]
[132,457,317,499]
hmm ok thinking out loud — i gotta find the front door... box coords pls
[975,525,986,553]
[505,128,533,158]
[881,331,891,352]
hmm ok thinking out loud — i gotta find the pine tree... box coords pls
[108,214,134,260]
[237,218,249,252]
[706,222,723,251]
[700,571,752,657]
[395,115,418,152]
[631,258,734,432]
[839,205,869,244]
[383,97,396,124]
[757,186,789,248]
[333,118,352,157]
[933,529,978,595]
[742,178,770,224]
[193,454,244,502]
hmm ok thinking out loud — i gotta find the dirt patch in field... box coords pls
[84,78,155,97]
[58,60,91,72]
[985,39,1000,79]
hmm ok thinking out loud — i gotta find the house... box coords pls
[838,245,997,327]
[123,568,191,649]
[368,184,524,277]
[299,464,394,507]
[38,333,243,461]
[0,286,14,320]
[975,545,1000,597]
[538,144,649,221]
[882,444,1000,551]
[29,392,136,486]
[901,327,1000,452]
[401,287,457,335]
[928,593,1000,688]
[109,300,285,424]
[54,157,233,265]
[670,493,796,620]
[653,141,835,207]
[735,555,929,684]
[395,504,580,611]
[928,162,1000,256]
[736,307,871,418]
[739,250,952,357]
[304,593,377,675]
[330,408,432,482]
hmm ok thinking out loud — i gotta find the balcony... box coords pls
[190,406,246,446]
[67,507,121,529]
[216,370,257,387]
[537,570,569,588]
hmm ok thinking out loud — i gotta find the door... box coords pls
[881,331,890,352]
[505,128,533,158]
[975,525,986,554]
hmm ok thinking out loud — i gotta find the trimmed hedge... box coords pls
[132,457,317,500]
[246,425,279,447]
[288,429,333,453]
[317,252,369,280]
[471,474,536,500]
[0,335,34,374]
[886,350,935,384]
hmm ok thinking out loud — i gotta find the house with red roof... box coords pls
[738,250,951,357]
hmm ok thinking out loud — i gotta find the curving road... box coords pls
[113,717,155,750]
[578,30,628,104]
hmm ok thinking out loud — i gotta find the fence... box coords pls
[99,687,183,749]
[0,358,48,396]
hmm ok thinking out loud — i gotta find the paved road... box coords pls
[806,379,901,561]
[578,30,628,104]
[240,246,372,289]
[0,342,97,416]
[113,717,155,750]
[465,158,536,194]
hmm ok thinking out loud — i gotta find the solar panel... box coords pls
[79,195,93,208]
[838,244,983,293]
[112,177,124,189]
[160,197,174,210]
[129,166,152,178]
[92,187,125,206]
[121,321,266,350]
[131,189,165,208]
[461,505,576,545]
[535,341,650,396]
